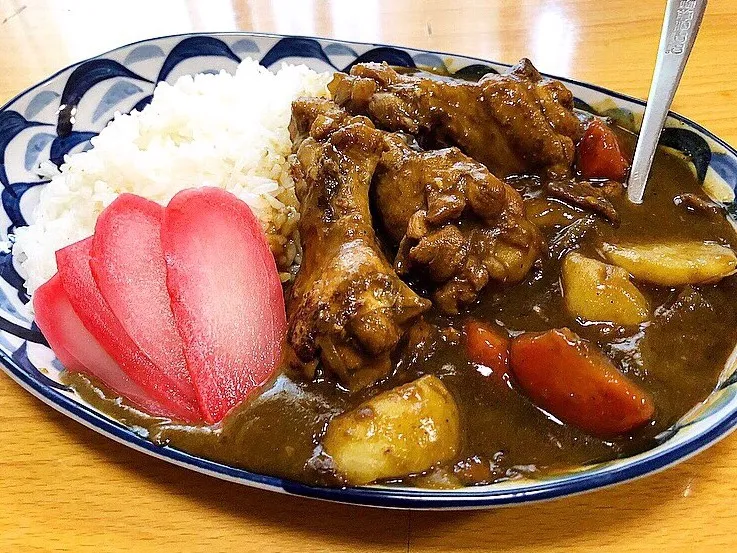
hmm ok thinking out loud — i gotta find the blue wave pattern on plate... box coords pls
[0,251,29,304]
[0,33,736,509]
[49,131,97,167]
[661,127,712,181]
[412,53,447,72]
[2,180,46,229]
[0,111,46,187]
[260,37,336,69]
[23,90,60,121]
[231,38,260,55]
[156,36,241,82]
[323,43,358,57]
[24,132,55,171]
[56,59,153,137]
[453,63,499,80]
[91,80,145,123]
[123,44,166,66]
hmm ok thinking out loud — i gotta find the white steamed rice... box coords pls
[12,58,331,298]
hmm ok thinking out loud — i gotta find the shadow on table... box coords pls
[37,399,728,551]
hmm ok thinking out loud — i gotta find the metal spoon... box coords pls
[627,0,708,204]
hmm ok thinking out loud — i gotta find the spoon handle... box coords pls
[627,0,708,204]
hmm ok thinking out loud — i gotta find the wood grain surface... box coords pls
[1,1,736,551]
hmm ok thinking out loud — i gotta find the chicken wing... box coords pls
[329,59,582,179]
[287,98,430,390]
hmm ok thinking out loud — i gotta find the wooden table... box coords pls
[1,0,736,551]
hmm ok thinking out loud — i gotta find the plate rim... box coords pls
[4,30,736,160]
[2,30,737,510]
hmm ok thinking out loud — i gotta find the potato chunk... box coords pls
[602,241,737,286]
[562,252,650,325]
[323,375,460,485]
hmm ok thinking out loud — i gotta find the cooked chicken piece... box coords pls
[287,98,430,391]
[545,179,623,225]
[329,59,582,179]
[290,98,542,315]
[376,134,543,313]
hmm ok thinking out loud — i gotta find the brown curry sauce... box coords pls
[62,78,737,488]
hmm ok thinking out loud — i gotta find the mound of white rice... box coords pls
[13,58,331,297]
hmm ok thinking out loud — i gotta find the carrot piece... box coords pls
[509,328,654,438]
[576,119,629,181]
[464,319,512,386]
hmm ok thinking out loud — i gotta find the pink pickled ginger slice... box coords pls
[56,238,201,422]
[33,274,176,417]
[162,187,286,423]
[89,194,199,414]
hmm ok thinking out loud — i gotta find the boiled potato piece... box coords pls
[562,252,650,325]
[602,241,737,286]
[323,375,460,485]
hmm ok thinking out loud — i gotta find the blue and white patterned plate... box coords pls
[1,32,736,510]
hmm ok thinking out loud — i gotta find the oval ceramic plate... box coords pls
[1,32,736,510]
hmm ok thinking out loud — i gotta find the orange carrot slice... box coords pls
[577,119,629,181]
[510,328,654,437]
[464,319,512,386]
